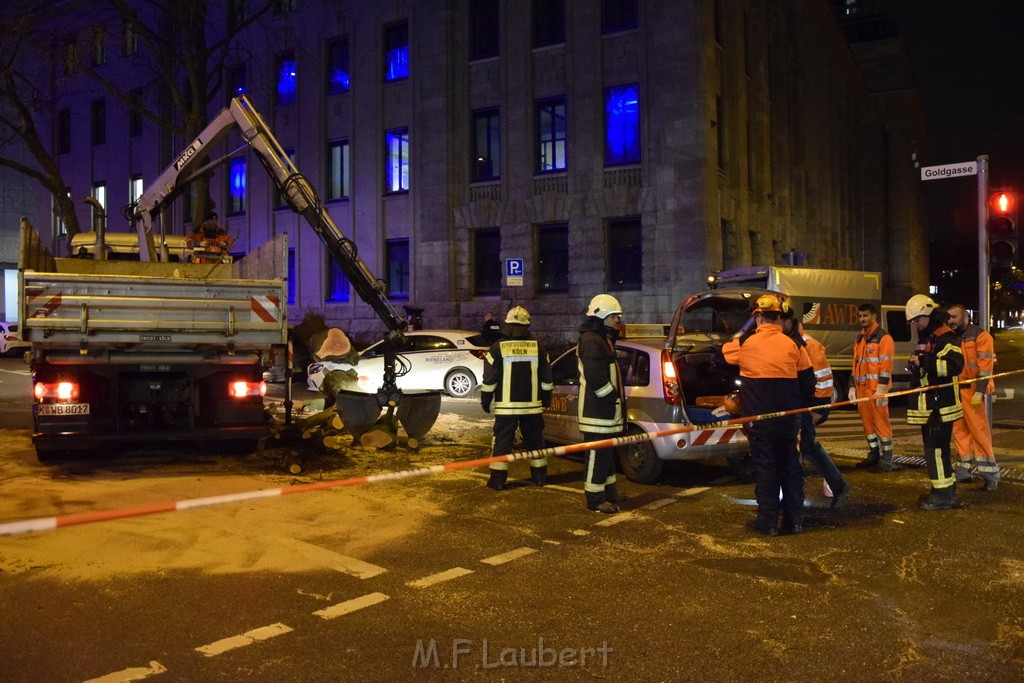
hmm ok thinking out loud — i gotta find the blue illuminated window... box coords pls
[387,239,410,299]
[472,109,500,182]
[287,248,296,305]
[327,139,350,200]
[327,255,350,302]
[605,84,640,166]
[385,128,410,194]
[276,52,296,105]
[384,22,409,81]
[227,64,246,99]
[536,97,566,173]
[228,157,246,214]
[327,37,350,94]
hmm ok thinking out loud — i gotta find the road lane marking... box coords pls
[594,511,638,527]
[677,486,712,497]
[572,529,591,536]
[313,592,390,620]
[83,661,167,683]
[195,622,292,657]
[481,547,537,565]
[543,539,561,545]
[407,567,474,588]
[643,498,678,510]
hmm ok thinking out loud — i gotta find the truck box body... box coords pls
[18,224,288,459]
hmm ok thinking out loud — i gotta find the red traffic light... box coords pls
[989,191,1016,215]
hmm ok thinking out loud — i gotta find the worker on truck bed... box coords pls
[187,211,230,259]
[850,302,895,471]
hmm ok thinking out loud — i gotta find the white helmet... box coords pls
[905,294,938,321]
[586,294,623,319]
[505,306,531,325]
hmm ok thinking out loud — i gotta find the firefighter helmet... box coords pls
[586,294,623,319]
[505,306,531,325]
[723,391,743,415]
[905,294,938,321]
[754,294,783,313]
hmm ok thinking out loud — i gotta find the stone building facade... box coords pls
[18,0,929,345]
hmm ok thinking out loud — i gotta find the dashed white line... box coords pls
[313,592,390,620]
[643,497,678,510]
[543,539,561,545]
[407,567,475,588]
[676,486,712,497]
[195,622,293,657]
[83,661,167,683]
[572,529,592,536]
[481,547,537,565]
[594,511,639,527]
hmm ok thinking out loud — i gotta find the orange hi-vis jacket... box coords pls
[956,323,995,395]
[853,321,893,393]
[801,331,834,400]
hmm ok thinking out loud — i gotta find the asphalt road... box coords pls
[0,354,1023,681]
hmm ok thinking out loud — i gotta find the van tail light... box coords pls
[34,381,80,402]
[470,349,488,359]
[661,349,681,406]
[229,380,267,398]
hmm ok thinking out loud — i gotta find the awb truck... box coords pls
[19,222,287,461]
[705,265,914,397]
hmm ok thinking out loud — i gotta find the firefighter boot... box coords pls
[604,482,626,503]
[530,465,547,487]
[981,473,999,492]
[855,446,880,469]
[918,484,957,511]
[586,492,619,514]
[487,468,508,491]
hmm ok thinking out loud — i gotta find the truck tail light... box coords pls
[660,349,681,406]
[34,381,80,402]
[229,380,267,398]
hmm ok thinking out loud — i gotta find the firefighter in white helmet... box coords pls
[576,294,626,513]
[905,294,964,510]
[481,306,553,490]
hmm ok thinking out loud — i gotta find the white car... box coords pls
[307,329,489,398]
[0,321,29,357]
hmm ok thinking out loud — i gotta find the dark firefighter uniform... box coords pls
[723,296,814,535]
[577,296,626,513]
[906,296,964,510]
[481,313,552,490]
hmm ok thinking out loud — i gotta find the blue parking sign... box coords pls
[506,258,523,277]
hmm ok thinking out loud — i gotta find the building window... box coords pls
[275,0,296,14]
[536,222,568,293]
[387,239,410,299]
[90,182,106,229]
[326,255,350,302]
[275,148,296,210]
[471,109,500,182]
[57,108,71,154]
[533,0,566,48]
[91,29,106,66]
[469,0,499,60]
[602,0,638,33]
[327,139,350,201]
[91,98,106,146]
[473,228,501,296]
[55,187,71,237]
[122,21,138,56]
[287,248,296,305]
[129,88,143,137]
[61,36,76,77]
[385,128,410,194]
[326,37,350,94]
[383,21,409,81]
[607,217,642,291]
[129,175,144,205]
[228,157,247,215]
[276,52,296,105]
[605,84,640,166]
[536,97,567,173]
[227,64,246,99]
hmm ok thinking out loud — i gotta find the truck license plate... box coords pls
[39,403,90,416]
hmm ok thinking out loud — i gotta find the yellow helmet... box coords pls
[905,294,937,321]
[505,306,531,325]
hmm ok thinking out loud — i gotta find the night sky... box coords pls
[883,1,1024,305]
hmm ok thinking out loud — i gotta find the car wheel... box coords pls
[444,369,476,397]
[617,427,663,484]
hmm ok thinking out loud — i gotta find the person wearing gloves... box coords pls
[576,294,627,514]
[481,306,553,491]
[905,295,964,510]
[947,304,999,492]
[850,303,896,471]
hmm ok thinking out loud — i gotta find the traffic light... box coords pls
[988,190,1018,265]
